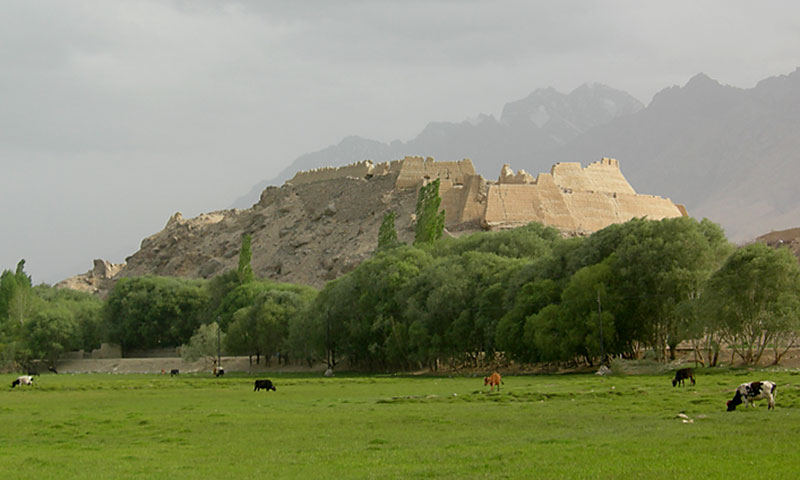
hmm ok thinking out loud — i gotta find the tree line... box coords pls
[2,179,799,371]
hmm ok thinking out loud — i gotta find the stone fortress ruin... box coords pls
[287,156,686,235]
[59,154,687,295]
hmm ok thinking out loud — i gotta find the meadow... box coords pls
[2,368,800,479]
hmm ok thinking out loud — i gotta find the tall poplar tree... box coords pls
[414,179,445,245]
[378,211,401,251]
[238,234,255,284]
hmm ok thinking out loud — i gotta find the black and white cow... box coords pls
[726,380,776,411]
[672,367,696,387]
[254,379,276,392]
[11,375,34,388]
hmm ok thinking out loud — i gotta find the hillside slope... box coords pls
[118,171,419,289]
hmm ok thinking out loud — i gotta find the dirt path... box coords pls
[56,356,327,375]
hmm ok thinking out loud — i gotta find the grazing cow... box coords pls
[215,367,225,377]
[11,375,34,388]
[484,372,503,392]
[672,367,696,387]
[726,380,776,411]
[170,369,179,376]
[254,379,276,392]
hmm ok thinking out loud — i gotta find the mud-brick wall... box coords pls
[395,157,476,189]
[439,174,486,227]
[614,193,685,221]
[287,160,376,186]
[582,158,637,195]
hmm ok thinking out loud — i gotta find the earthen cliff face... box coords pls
[60,156,686,294]
[290,155,685,234]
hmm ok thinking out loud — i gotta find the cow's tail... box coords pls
[771,383,777,396]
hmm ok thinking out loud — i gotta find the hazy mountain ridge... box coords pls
[237,68,800,243]
[232,83,644,207]
[551,68,800,241]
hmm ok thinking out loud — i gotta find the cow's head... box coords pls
[672,378,678,387]
[727,392,743,411]
[11,379,19,388]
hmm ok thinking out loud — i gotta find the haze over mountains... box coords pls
[234,84,645,205]
[235,68,800,243]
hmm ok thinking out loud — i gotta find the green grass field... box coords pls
[2,369,800,479]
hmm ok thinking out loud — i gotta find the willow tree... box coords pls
[702,243,800,365]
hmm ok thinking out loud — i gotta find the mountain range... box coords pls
[235,68,800,243]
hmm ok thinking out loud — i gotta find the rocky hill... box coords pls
[54,259,124,295]
[756,227,800,261]
[118,170,419,289]
[60,156,684,295]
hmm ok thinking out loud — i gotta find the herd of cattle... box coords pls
[7,367,779,411]
[669,367,777,411]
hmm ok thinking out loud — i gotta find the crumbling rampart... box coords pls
[284,155,685,235]
[286,160,390,186]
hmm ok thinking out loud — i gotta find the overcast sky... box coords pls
[2,0,799,285]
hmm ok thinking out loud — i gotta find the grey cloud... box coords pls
[2,0,800,283]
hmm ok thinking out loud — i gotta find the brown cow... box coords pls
[484,372,503,392]
[672,367,695,387]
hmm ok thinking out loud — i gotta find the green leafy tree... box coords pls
[286,308,323,368]
[223,281,317,364]
[414,179,445,245]
[33,285,105,352]
[25,306,79,367]
[435,222,562,260]
[181,321,224,367]
[1,260,37,331]
[610,217,731,360]
[557,261,618,364]
[294,279,351,369]
[104,277,209,354]
[225,308,262,362]
[205,270,241,323]
[702,243,800,364]
[525,304,564,363]
[496,278,560,362]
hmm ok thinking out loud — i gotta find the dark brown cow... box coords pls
[672,368,695,387]
[254,379,276,392]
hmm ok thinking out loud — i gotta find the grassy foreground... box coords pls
[2,369,800,479]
